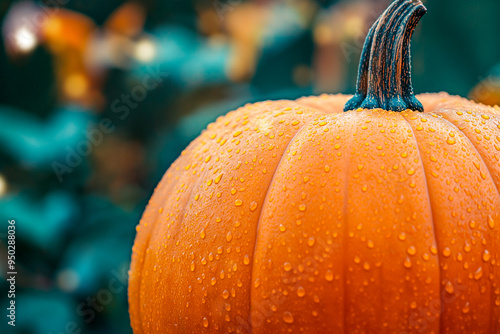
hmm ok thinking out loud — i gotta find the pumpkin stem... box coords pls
[344,0,426,112]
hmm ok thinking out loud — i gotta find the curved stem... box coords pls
[344,0,426,112]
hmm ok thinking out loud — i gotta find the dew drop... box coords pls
[283,311,294,324]
[299,204,307,212]
[203,317,209,328]
[226,231,233,242]
[442,247,451,257]
[403,257,412,268]
[250,201,258,212]
[445,281,454,294]
[244,254,250,265]
[325,269,334,281]
[297,286,305,297]
[474,267,483,280]
[462,302,470,314]
[482,250,491,262]
[407,246,416,256]
[469,220,476,229]
[235,199,243,206]
[307,237,315,247]
[488,215,495,229]
[464,242,471,253]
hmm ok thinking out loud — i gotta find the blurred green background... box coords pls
[0,0,499,333]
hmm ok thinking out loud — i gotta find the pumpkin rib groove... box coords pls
[432,113,500,333]
[402,115,442,332]
[249,115,318,332]
[340,113,355,334]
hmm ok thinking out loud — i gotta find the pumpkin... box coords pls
[129,0,500,332]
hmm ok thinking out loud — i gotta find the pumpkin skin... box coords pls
[129,92,500,333]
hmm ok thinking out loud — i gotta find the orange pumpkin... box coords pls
[129,0,500,332]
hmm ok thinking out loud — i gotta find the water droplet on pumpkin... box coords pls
[250,201,258,212]
[325,269,334,281]
[298,204,307,212]
[407,246,416,256]
[244,254,250,265]
[190,262,195,271]
[226,231,233,242]
[462,302,470,314]
[297,286,305,297]
[324,165,330,172]
[222,290,230,299]
[283,311,294,324]
[398,232,407,241]
[474,267,483,280]
[211,277,217,286]
[214,174,223,184]
[200,230,206,239]
[469,220,476,229]
[483,250,491,262]
[308,237,315,247]
[442,247,451,257]
[279,224,287,232]
[464,242,471,253]
[488,215,495,229]
[445,281,454,294]
[235,199,243,206]
[203,317,209,328]
[403,257,412,268]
